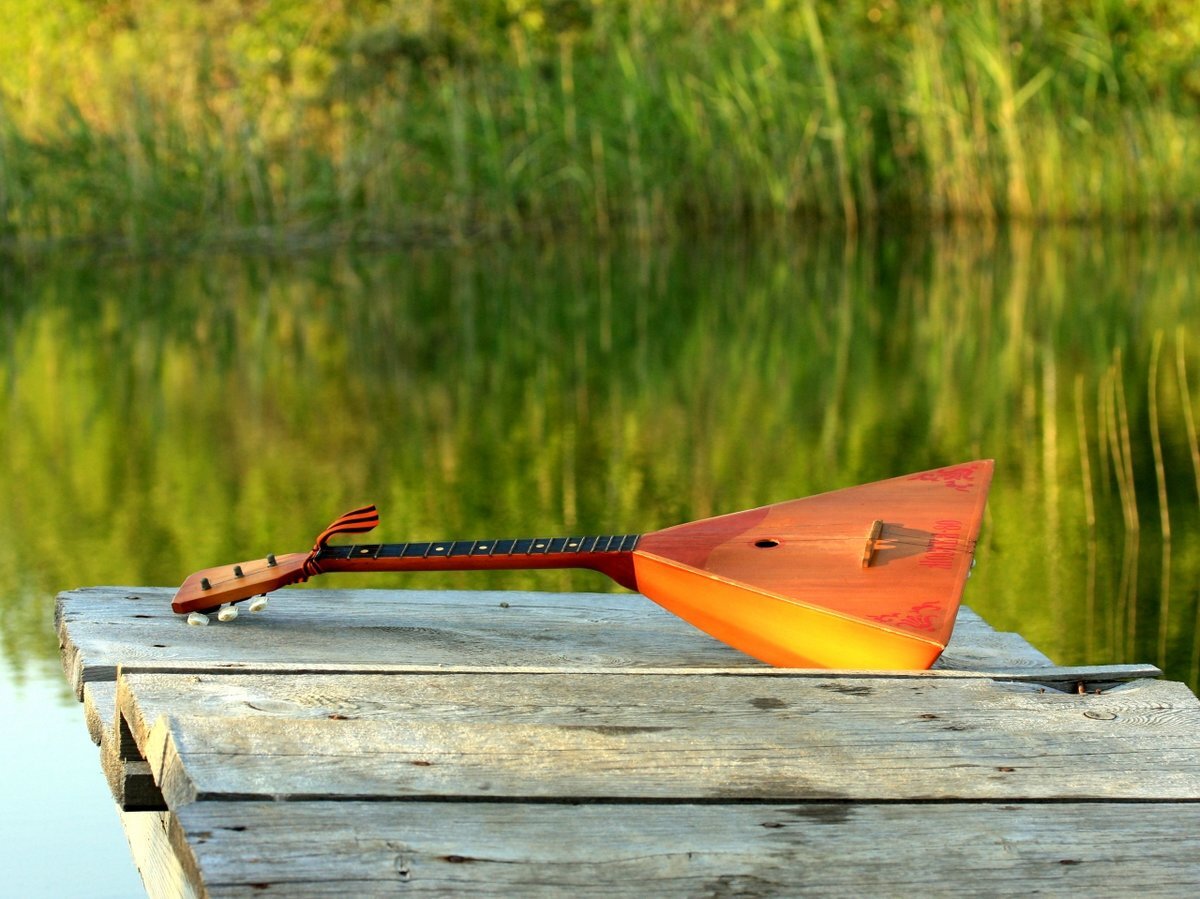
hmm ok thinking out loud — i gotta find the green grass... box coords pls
[1,1,1198,250]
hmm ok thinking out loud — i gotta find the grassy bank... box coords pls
[1,1,1198,248]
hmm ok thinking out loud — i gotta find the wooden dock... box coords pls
[58,587,1200,896]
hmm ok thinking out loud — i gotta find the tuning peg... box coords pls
[186,611,210,626]
[217,603,239,622]
[233,565,244,578]
[267,554,277,567]
[248,595,269,613]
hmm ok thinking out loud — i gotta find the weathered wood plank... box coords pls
[65,587,1088,816]
[82,680,116,746]
[55,587,1054,699]
[936,626,1054,669]
[70,586,1193,897]
[117,671,1200,807]
[56,587,759,697]
[106,656,1151,767]
[167,800,1200,897]
[83,681,167,810]
[101,740,166,812]
[113,660,1160,684]
[119,811,199,899]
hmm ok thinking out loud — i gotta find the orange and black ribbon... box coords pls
[303,505,380,577]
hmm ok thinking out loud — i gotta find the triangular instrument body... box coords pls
[632,460,994,668]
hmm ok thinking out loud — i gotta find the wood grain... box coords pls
[119,811,199,899]
[116,671,1200,807]
[82,681,116,746]
[167,800,1200,897]
[111,660,1158,684]
[84,681,167,811]
[60,586,1197,898]
[55,587,1054,700]
[57,587,758,699]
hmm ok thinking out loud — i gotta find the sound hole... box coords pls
[754,539,780,548]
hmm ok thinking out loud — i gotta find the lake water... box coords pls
[1,225,1197,892]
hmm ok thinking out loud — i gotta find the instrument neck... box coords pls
[313,534,642,591]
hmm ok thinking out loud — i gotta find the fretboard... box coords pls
[318,534,641,562]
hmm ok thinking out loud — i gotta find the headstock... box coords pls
[171,505,380,623]
[170,552,309,618]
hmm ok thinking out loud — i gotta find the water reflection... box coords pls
[1,226,1197,686]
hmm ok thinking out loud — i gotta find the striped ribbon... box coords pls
[303,504,380,577]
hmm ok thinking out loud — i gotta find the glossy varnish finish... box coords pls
[632,460,993,668]
[172,460,994,669]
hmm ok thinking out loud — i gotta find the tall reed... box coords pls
[1,2,1199,249]
[1148,332,1171,665]
[1074,374,1097,657]
[1178,331,1200,686]
[1109,352,1140,657]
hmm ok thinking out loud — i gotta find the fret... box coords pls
[324,534,641,564]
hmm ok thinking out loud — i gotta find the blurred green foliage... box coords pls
[0,1,1198,248]
[2,226,1198,687]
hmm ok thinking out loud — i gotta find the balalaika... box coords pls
[171,460,994,670]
